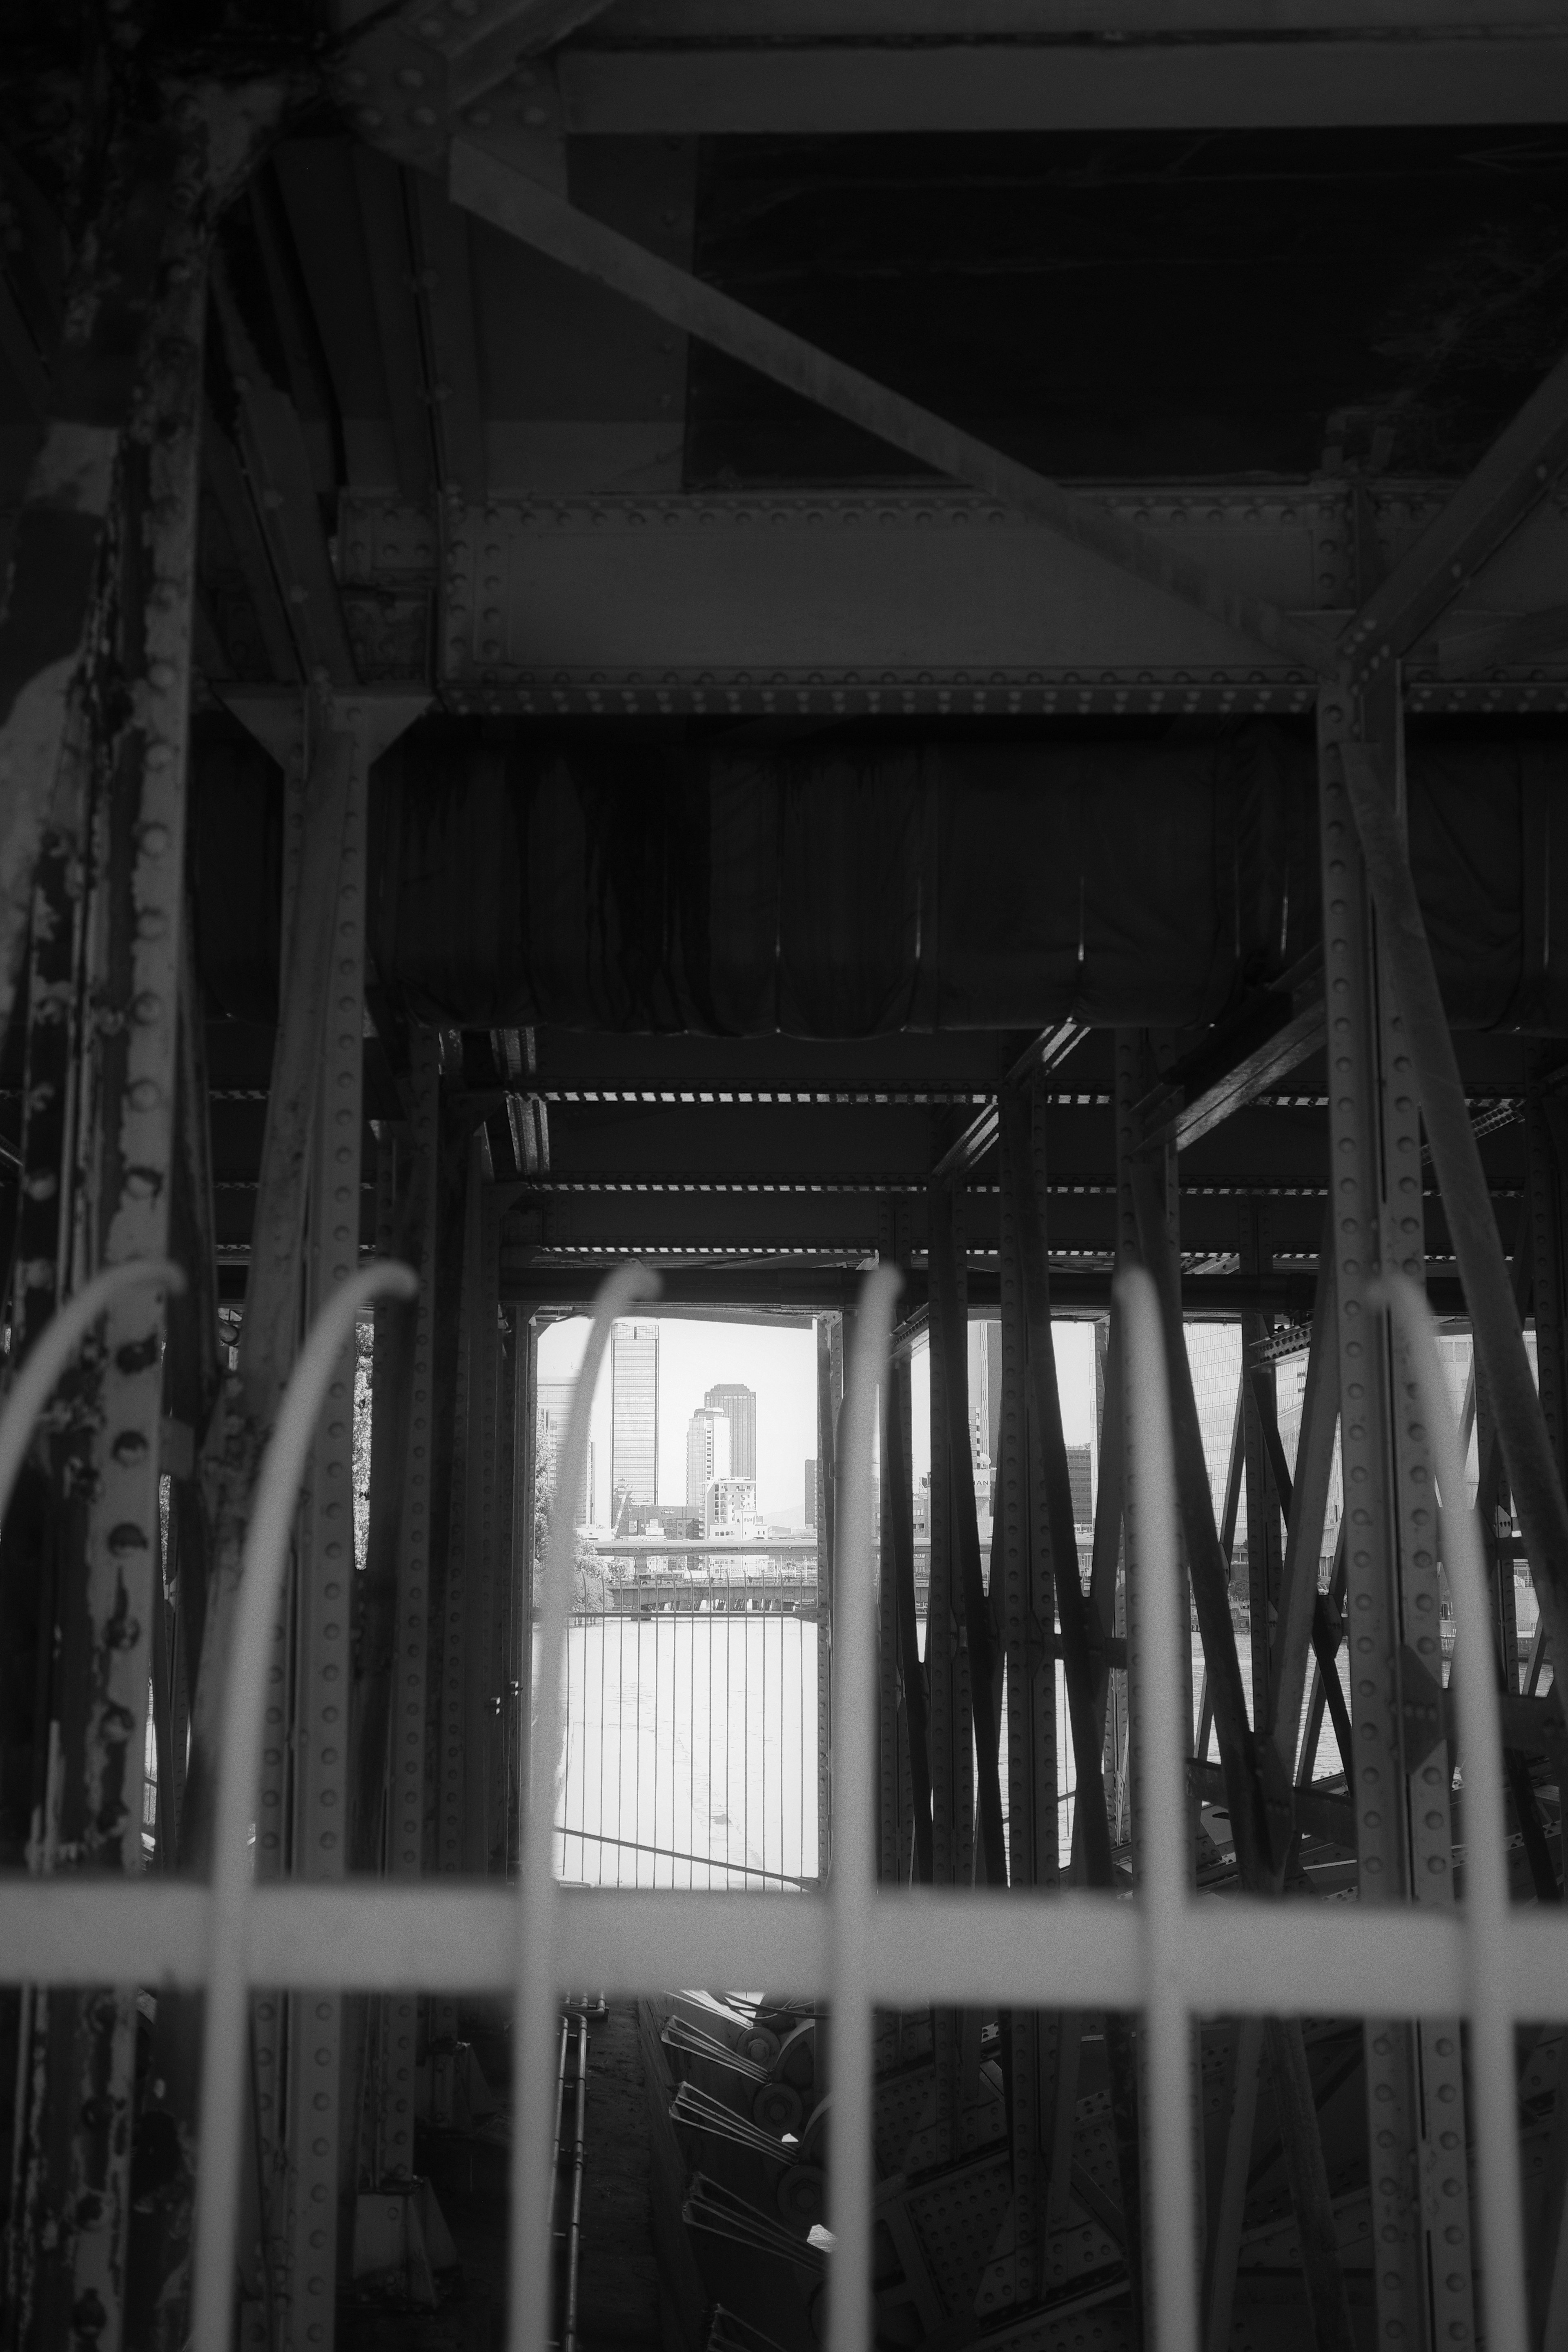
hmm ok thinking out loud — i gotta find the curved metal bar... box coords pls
[825,1265,902,2352]
[1116,1262,1199,2352]
[511,1263,659,2352]
[0,1258,185,1527]
[191,1259,418,2352]
[1378,1271,1527,2352]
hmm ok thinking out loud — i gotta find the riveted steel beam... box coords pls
[376,1030,441,2189]
[1,96,278,2348]
[333,479,1568,718]
[550,30,1568,137]
[446,138,1330,677]
[0,89,283,1053]
[1319,673,1474,2352]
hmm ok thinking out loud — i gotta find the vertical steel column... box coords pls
[380,1034,441,2183]
[516,1315,539,1844]
[488,1303,519,1875]
[274,702,374,2350]
[0,89,281,1042]
[1111,1035,1147,1860]
[887,1350,924,1889]
[815,1315,842,1886]
[923,1237,960,2156]
[438,1145,480,1884]
[1240,1203,1284,1724]
[1319,679,1473,2352]
[949,1213,974,1898]
[466,1183,505,1875]
[998,1093,1059,2305]
[878,1358,900,1886]
[1093,1319,1129,1837]
[5,151,211,2349]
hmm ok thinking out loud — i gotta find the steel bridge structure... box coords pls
[4,5,1568,2351]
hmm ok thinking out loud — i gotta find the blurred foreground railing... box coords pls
[0,1256,1553,2352]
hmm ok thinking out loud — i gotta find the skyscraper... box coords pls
[537,1379,592,1526]
[611,1320,659,1507]
[704,1382,757,1484]
[686,1407,731,1511]
[967,1323,1002,1469]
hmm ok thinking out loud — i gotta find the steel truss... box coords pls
[5,27,1568,2351]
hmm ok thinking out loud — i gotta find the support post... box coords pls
[997,1088,1061,2305]
[922,1199,965,2156]
[930,1184,1007,1892]
[1320,676,1474,2352]
[885,1353,932,1886]
[878,1353,901,1886]
[1,107,243,2345]
[1240,1203,1284,1726]
[1004,1072,1144,2298]
[374,1032,441,2189]
[516,1314,539,1853]
[816,1314,842,1889]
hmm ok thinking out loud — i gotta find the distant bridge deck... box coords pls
[597,1575,824,1614]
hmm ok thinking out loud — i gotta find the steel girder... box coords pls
[0,102,256,2351]
[1319,676,1475,2352]
[338,481,1568,720]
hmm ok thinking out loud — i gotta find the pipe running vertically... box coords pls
[1116,1265,1200,2352]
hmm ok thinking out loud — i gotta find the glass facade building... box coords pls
[611,1319,660,1508]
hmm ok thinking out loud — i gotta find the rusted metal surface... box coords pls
[2,87,284,2352]
[0,88,283,1052]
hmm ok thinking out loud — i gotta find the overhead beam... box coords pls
[445,136,1331,677]
[378,0,621,107]
[337,479,1568,716]
[553,36,1568,136]
[564,1,1568,33]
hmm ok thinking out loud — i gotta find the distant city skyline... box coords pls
[539,1315,1101,1531]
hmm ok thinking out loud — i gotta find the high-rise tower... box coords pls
[704,1381,757,1484]
[611,1320,659,1507]
[537,1376,592,1525]
[686,1407,731,1511]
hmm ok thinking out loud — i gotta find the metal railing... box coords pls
[0,1254,1553,2352]
[557,1607,817,1888]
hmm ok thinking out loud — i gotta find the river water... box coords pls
[552,1619,1369,1889]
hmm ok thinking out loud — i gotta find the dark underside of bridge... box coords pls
[5,9,1568,2352]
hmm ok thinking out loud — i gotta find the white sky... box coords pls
[538,1313,1105,1528]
